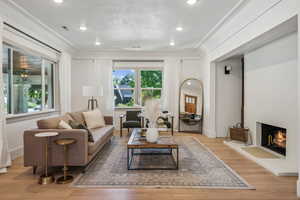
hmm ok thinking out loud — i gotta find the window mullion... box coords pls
[9,48,14,114]
[41,59,45,110]
[136,68,140,105]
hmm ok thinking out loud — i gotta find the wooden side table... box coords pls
[35,132,59,185]
[55,138,77,184]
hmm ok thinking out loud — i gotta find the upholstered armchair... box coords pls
[120,111,143,136]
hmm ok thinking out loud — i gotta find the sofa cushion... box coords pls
[88,125,114,155]
[37,114,73,129]
[68,111,86,125]
[58,120,72,129]
[83,109,105,129]
[69,120,94,143]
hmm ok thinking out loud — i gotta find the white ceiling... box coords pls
[11,0,240,51]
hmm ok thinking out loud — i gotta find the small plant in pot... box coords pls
[143,98,161,143]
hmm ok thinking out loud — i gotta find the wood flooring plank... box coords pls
[0,132,298,200]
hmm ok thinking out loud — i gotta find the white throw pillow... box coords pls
[58,120,72,129]
[83,109,105,129]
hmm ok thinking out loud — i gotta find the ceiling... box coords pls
[11,0,240,51]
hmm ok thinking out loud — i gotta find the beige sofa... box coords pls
[23,111,114,173]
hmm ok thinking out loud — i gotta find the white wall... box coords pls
[244,33,298,161]
[0,1,74,159]
[216,58,242,137]
[71,57,209,131]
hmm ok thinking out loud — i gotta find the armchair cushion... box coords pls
[126,111,141,121]
[123,121,142,128]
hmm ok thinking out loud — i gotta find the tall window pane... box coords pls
[2,45,11,113]
[141,70,162,105]
[141,70,162,88]
[141,89,161,106]
[113,69,136,107]
[12,49,42,114]
[44,61,54,109]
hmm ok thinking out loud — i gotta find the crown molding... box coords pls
[4,0,76,52]
[194,0,249,49]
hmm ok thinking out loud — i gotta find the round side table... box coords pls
[55,138,77,184]
[35,132,59,185]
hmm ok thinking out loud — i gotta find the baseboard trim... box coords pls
[297,180,300,197]
[9,146,23,160]
[203,128,217,138]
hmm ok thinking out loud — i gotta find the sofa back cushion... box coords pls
[67,111,86,125]
[83,109,105,129]
[37,114,73,129]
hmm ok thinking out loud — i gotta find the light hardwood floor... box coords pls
[0,132,298,200]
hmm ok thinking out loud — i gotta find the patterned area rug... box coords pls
[73,136,254,189]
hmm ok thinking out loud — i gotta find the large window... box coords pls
[113,68,163,108]
[2,43,56,115]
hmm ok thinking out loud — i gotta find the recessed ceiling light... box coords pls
[170,41,175,46]
[54,0,63,4]
[176,26,183,31]
[95,41,101,46]
[186,0,197,5]
[79,25,87,31]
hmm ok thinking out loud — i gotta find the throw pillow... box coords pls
[69,120,94,143]
[83,109,105,129]
[58,120,72,129]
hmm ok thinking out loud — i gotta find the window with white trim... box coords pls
[2,43,56,115]
[113,68,163,108]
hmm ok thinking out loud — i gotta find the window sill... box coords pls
[114,106,143,111]
[6,109,60,124]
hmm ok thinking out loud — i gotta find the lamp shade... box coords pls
[82,86,103,97]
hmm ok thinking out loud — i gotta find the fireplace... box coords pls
[261,123,286,156]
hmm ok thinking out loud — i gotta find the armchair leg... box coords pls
[128,128,130,134]
[120,117,123,137]
[33,166,37,174]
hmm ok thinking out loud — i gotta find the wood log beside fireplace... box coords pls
[229,128,249,143]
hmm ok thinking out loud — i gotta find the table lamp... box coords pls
[82,86,103,110]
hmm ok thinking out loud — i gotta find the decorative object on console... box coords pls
[82,86,103,110]
[143,98,161,143]
[179,78,204,133]
[34,132,59,185]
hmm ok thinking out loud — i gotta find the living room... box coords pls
[0,0,300,199]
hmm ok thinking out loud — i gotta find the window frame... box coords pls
[3,43,58,118]
[113,67,163,109]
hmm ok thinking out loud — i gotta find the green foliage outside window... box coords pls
[141,70,162,88]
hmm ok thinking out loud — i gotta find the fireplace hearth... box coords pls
[261,123,286,156]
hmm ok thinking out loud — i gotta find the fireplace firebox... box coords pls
[261,123,286,156]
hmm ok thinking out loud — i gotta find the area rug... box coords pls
[73,136,254,189]
[242,146,280,159]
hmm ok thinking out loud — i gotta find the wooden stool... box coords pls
[35,132,59,185]
[55,138,76,184]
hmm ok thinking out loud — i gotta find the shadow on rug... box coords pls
[72,136,254,189]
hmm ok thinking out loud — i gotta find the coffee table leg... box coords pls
[176,147,179,169]
[127,148,130,170]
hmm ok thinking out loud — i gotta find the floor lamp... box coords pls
[83,86,103,110]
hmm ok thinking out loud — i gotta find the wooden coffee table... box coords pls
[127,128,179,170]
